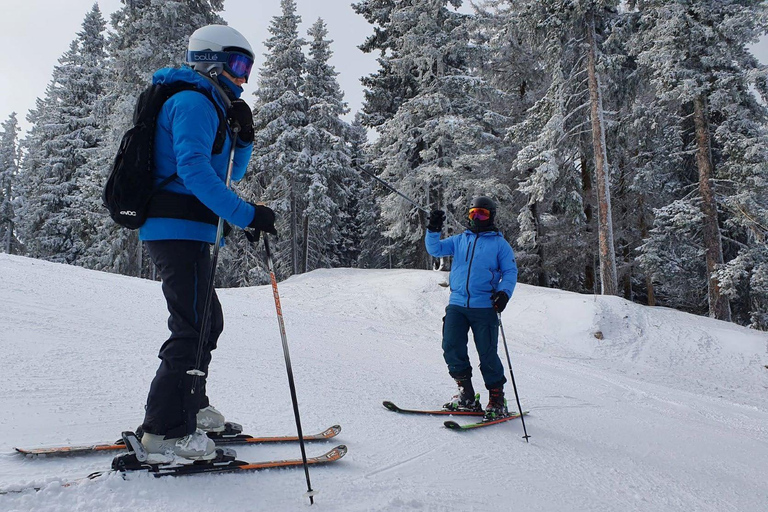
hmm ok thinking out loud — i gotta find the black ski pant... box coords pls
[142,240,223,438]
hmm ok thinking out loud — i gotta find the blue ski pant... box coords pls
[442,305,507,389]
[142,240,223,438]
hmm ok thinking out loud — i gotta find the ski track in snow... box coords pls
[1,254,767,511]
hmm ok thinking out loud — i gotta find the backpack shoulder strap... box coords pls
[147,82,228,155]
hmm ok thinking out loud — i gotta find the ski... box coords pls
[14,424,342,457]
[444,411,529,430]
[382,400,485,416]
[108,435,347,478]
[2,434,347,495]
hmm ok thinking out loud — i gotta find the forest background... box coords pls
[1,0,767,331]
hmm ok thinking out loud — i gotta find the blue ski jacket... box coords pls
[425,229,518,308]
[139,66,255,243]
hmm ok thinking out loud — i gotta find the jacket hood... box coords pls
[152,66,229,110]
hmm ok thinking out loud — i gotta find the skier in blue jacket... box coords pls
[425,196,518,420]
[138,25,276,460]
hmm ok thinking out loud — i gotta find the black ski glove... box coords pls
[427,209,445,232]
[491,291,509,313]
[246,203,277,241]
[228,99,254,144]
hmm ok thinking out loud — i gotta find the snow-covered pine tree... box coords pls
[468,0,551,286]
[605,33,683,306]
[246,0,307,279]
[353,0,421,129]
[68,5,109,268]
[345,114,385,268]
[16,4,107,265]
[629,0,768,325]
[0,113,21,254]
[84,0,224,277]
[358,0,511,269]
[506,0,622,295]
[299,18,353,271]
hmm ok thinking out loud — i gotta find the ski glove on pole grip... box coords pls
[491,291,509,313]
[227,99,254,144]
[427,210,445,232]
[244,203,277,244]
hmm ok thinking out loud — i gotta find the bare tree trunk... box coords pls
[586,12,618,296]
[530,202,549,287]
[302,214,309,274]
[290,176,298,276]
[638,199,656,306]
[4,221,11,254]
[692,95,731,321]
[137,239,143,278]
[581,153,595,292]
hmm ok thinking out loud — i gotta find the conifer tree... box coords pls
[0,113,20,254]
[352,0,421,129]
[248,0,307,278]
[16,4,107,265]
[505,0,622,295]
[300,18,353,271]
[629,0,768,323]
[345,115,385,268]
[358,0,511,269]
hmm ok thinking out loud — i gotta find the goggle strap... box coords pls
[187,51,230,64]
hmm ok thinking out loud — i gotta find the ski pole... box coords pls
[498,314,531,442]
[355,165,430,214]
[188,124,240,386]
[263,234,317,504]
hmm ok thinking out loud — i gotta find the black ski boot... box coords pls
[483,387,509,421]
[443,378,482,412]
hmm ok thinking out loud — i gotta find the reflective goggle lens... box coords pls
[226,52,254,79]
[468,207,491,221]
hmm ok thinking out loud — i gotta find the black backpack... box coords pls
[103,82,227,229]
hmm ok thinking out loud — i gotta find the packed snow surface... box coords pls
[1,253,767,511]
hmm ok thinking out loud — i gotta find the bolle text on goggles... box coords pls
[468,207,491,221]
[187,50,254,81]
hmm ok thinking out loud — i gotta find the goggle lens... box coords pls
[226,52,254,79]
[468,207,491,221]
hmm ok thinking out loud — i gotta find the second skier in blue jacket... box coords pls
[425,196,518,420]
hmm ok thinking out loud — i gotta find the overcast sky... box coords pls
[2,0,767,135]
[0,0,384,133]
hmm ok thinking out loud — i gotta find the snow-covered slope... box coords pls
[1,253,767,511]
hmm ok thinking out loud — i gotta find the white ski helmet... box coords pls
[186,25,255,82]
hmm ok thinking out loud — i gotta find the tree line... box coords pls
[0,0,766,330]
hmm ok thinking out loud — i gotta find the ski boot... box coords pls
[483,387,509,421]
[197,405,226,432]
[197,405,244,436]
[140,428,218,463]
[443,378,483,412]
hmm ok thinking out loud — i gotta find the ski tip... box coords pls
[382,401,399,412]
[327,425,342,436]
[443,420,461,429]
[329,444,348,460]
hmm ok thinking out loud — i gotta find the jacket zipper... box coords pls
[465,235,478,307]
